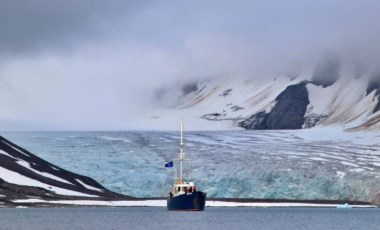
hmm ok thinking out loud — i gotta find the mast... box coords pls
[179,119,184,182]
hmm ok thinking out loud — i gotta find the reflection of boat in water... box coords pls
[166,120,206,211]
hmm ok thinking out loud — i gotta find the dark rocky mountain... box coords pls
[240,82,310,129]
[0,136,129,206]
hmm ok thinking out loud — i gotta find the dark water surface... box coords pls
[1,207,379,230]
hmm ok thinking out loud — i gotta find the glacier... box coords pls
[3,129,380,203]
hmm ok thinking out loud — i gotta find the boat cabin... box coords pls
[170,181,197,197]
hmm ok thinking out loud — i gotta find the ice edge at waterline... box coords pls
[12,199,376,208]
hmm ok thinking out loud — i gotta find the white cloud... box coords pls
[1,0,380,130]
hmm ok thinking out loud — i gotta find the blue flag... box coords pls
[165,161,173,168]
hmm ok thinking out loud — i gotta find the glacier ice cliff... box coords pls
[4,131,380,204]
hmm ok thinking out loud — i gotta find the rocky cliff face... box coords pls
[240,82,310,129]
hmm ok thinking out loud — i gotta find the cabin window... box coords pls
[178,187,181,192]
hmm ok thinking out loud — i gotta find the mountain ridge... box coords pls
[148,72,380,131]
[0,136,130,206]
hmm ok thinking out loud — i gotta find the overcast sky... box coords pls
[0,0,380,130]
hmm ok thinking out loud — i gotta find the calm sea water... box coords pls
[1,207,379,230]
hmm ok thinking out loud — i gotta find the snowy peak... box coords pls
[174,76,293,120]
[0,136,127,204]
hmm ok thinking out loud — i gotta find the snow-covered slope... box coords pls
[138,76,292,130]
[0,136,127,205]
[141,73,380,131]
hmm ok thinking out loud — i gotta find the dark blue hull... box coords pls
[167,191,206,211]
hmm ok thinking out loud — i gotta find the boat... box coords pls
[166,120,206,211]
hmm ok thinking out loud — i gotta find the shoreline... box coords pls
[8,197,376,208]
